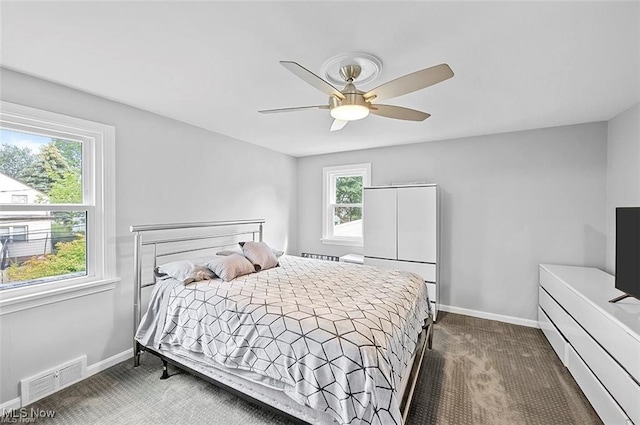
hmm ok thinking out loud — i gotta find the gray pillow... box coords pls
[241,241,279,272]
[206,254,255,282]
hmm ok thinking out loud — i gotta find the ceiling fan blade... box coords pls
[369,104,431,121]
[364,63,454,102]
[259,105,329,114]
[330,119,348,132]
[280,61,345,100]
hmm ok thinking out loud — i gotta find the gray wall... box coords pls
[297,123,608,321]
[0,68,297,404]
[606,103,640,273]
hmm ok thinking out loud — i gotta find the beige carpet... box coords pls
[20,312,602,424]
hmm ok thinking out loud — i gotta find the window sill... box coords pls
[0,276,121,315]
[321,238,364,247]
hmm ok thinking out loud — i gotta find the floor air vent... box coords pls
[21,356,87,406]
[59,360,84,387]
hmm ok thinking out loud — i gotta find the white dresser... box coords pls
[363,184,439,320]
[538,264,640,425]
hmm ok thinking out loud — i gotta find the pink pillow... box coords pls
[241,241,279,271]
[206,254,255,282]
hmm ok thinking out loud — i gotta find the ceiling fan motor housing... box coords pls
[329,83,370,121]
[329,91,368,109]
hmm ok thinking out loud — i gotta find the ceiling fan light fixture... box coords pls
[330,104,370,121]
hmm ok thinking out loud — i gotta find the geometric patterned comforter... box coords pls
[137,255,430,425]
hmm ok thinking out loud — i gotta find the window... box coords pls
[0,225,28,242]
[0,101,116,298]
[12,226,28,242]
[322,163,371,246]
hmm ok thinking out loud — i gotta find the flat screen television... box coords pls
[611,207,640,303]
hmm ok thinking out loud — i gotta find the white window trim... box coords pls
[0,101,119,314]
[321,163,371,247]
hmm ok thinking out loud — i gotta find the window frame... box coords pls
[11,194,28,204]
[12,225,28,242]
[0,101,118,314]
[321,163,371,247]
[0,225,29,242]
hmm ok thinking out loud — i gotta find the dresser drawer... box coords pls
[426,282,437,301]
[539,288,640,424]
[538,306,567,366]
[431,301,438,322]
[427,282,437,321]
[566,345,632,425]
[539,287,580,345]
[364,257,436,282]
[540,268,640,383]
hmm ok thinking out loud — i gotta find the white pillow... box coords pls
[241,241,279,272]
[157,260,215,284]
[206,254,255,282]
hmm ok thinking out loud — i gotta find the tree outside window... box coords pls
[322,164,371,246]
[0,130,86,285]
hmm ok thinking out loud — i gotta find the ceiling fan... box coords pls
[259,61,454,131]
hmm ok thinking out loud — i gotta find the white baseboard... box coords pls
[87,348,133,377]
[439,304,540,328]
[1,348,132,411]
[0,397,21,413]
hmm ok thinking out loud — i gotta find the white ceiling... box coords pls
[1,1,638,157]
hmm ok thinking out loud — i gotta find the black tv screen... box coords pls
[615,207,640,301]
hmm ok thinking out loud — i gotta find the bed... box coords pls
[131,220,432,425]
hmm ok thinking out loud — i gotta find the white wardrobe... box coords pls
[363,184,439,319]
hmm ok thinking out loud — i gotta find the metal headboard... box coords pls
[129,219,265,366]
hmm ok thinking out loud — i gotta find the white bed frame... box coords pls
[130,219,432,424]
